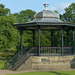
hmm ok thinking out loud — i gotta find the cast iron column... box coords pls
[33,30,35,55]
[67,30,69,47]
[73,28,75,55]
[61,29,64,56]
[51,30,53,53]
[38,26,40,56]
[51,30,53,47]
[20,28,23,55]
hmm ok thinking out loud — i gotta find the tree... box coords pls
[14,9,36,48]
[60,3,75,23]
[14,9,36,23]
[0,4,10,16]
[0,4,20,52]
[0,15,20,51]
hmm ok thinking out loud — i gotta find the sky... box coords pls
[0,0,75,14]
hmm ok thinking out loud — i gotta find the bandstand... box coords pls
[4,3,75,71]
[14,3,75,56]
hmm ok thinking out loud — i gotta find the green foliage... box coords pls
[23,31,33,46]
[14,9,36,23]
[0,4,10,16]
[0,61,6,69]
[0,4,20,60]
[60,3,75,23]
[60,3,75,47]
[0,15,20,50]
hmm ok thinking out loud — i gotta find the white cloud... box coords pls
[49,3,71,14]
[59,3,70,9]
[50,7,56,11]
[58,3,70,11]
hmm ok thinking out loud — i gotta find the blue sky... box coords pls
[0,0,75,14]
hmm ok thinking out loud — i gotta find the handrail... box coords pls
[11,47,36,70]
[14,47,36,64]
[4,46,34,70]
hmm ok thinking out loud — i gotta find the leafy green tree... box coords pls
[14,9,36,23]
[0,15,20,51]
[0,4,10,16]
[14,9,36,48]
[60,3,75,23]
[0,4,20,53]
[0,4,20,60]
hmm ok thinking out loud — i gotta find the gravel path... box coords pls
[0,69,75,75]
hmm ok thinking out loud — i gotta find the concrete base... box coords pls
[17,55,75,71]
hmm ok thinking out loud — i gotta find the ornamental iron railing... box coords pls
[4,46,73,71]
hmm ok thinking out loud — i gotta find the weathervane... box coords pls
[43,2,49,10]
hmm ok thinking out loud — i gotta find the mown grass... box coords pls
[7,71,75,75]
[0,61,6,70]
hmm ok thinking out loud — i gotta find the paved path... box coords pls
[0,69,75,75]
[0,70,31,75]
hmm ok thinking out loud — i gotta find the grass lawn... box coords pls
[7,71,75,75]
[0,61,6,69]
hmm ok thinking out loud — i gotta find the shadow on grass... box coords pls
[50,71,70,75]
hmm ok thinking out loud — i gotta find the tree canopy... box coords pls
[0,4,21,60]
[14,9,36,23]
[0,4,10,16]
[60,3,75,23]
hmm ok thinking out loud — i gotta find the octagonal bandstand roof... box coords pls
[14,3,75,30]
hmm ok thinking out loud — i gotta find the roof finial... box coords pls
[43,2,49,10]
